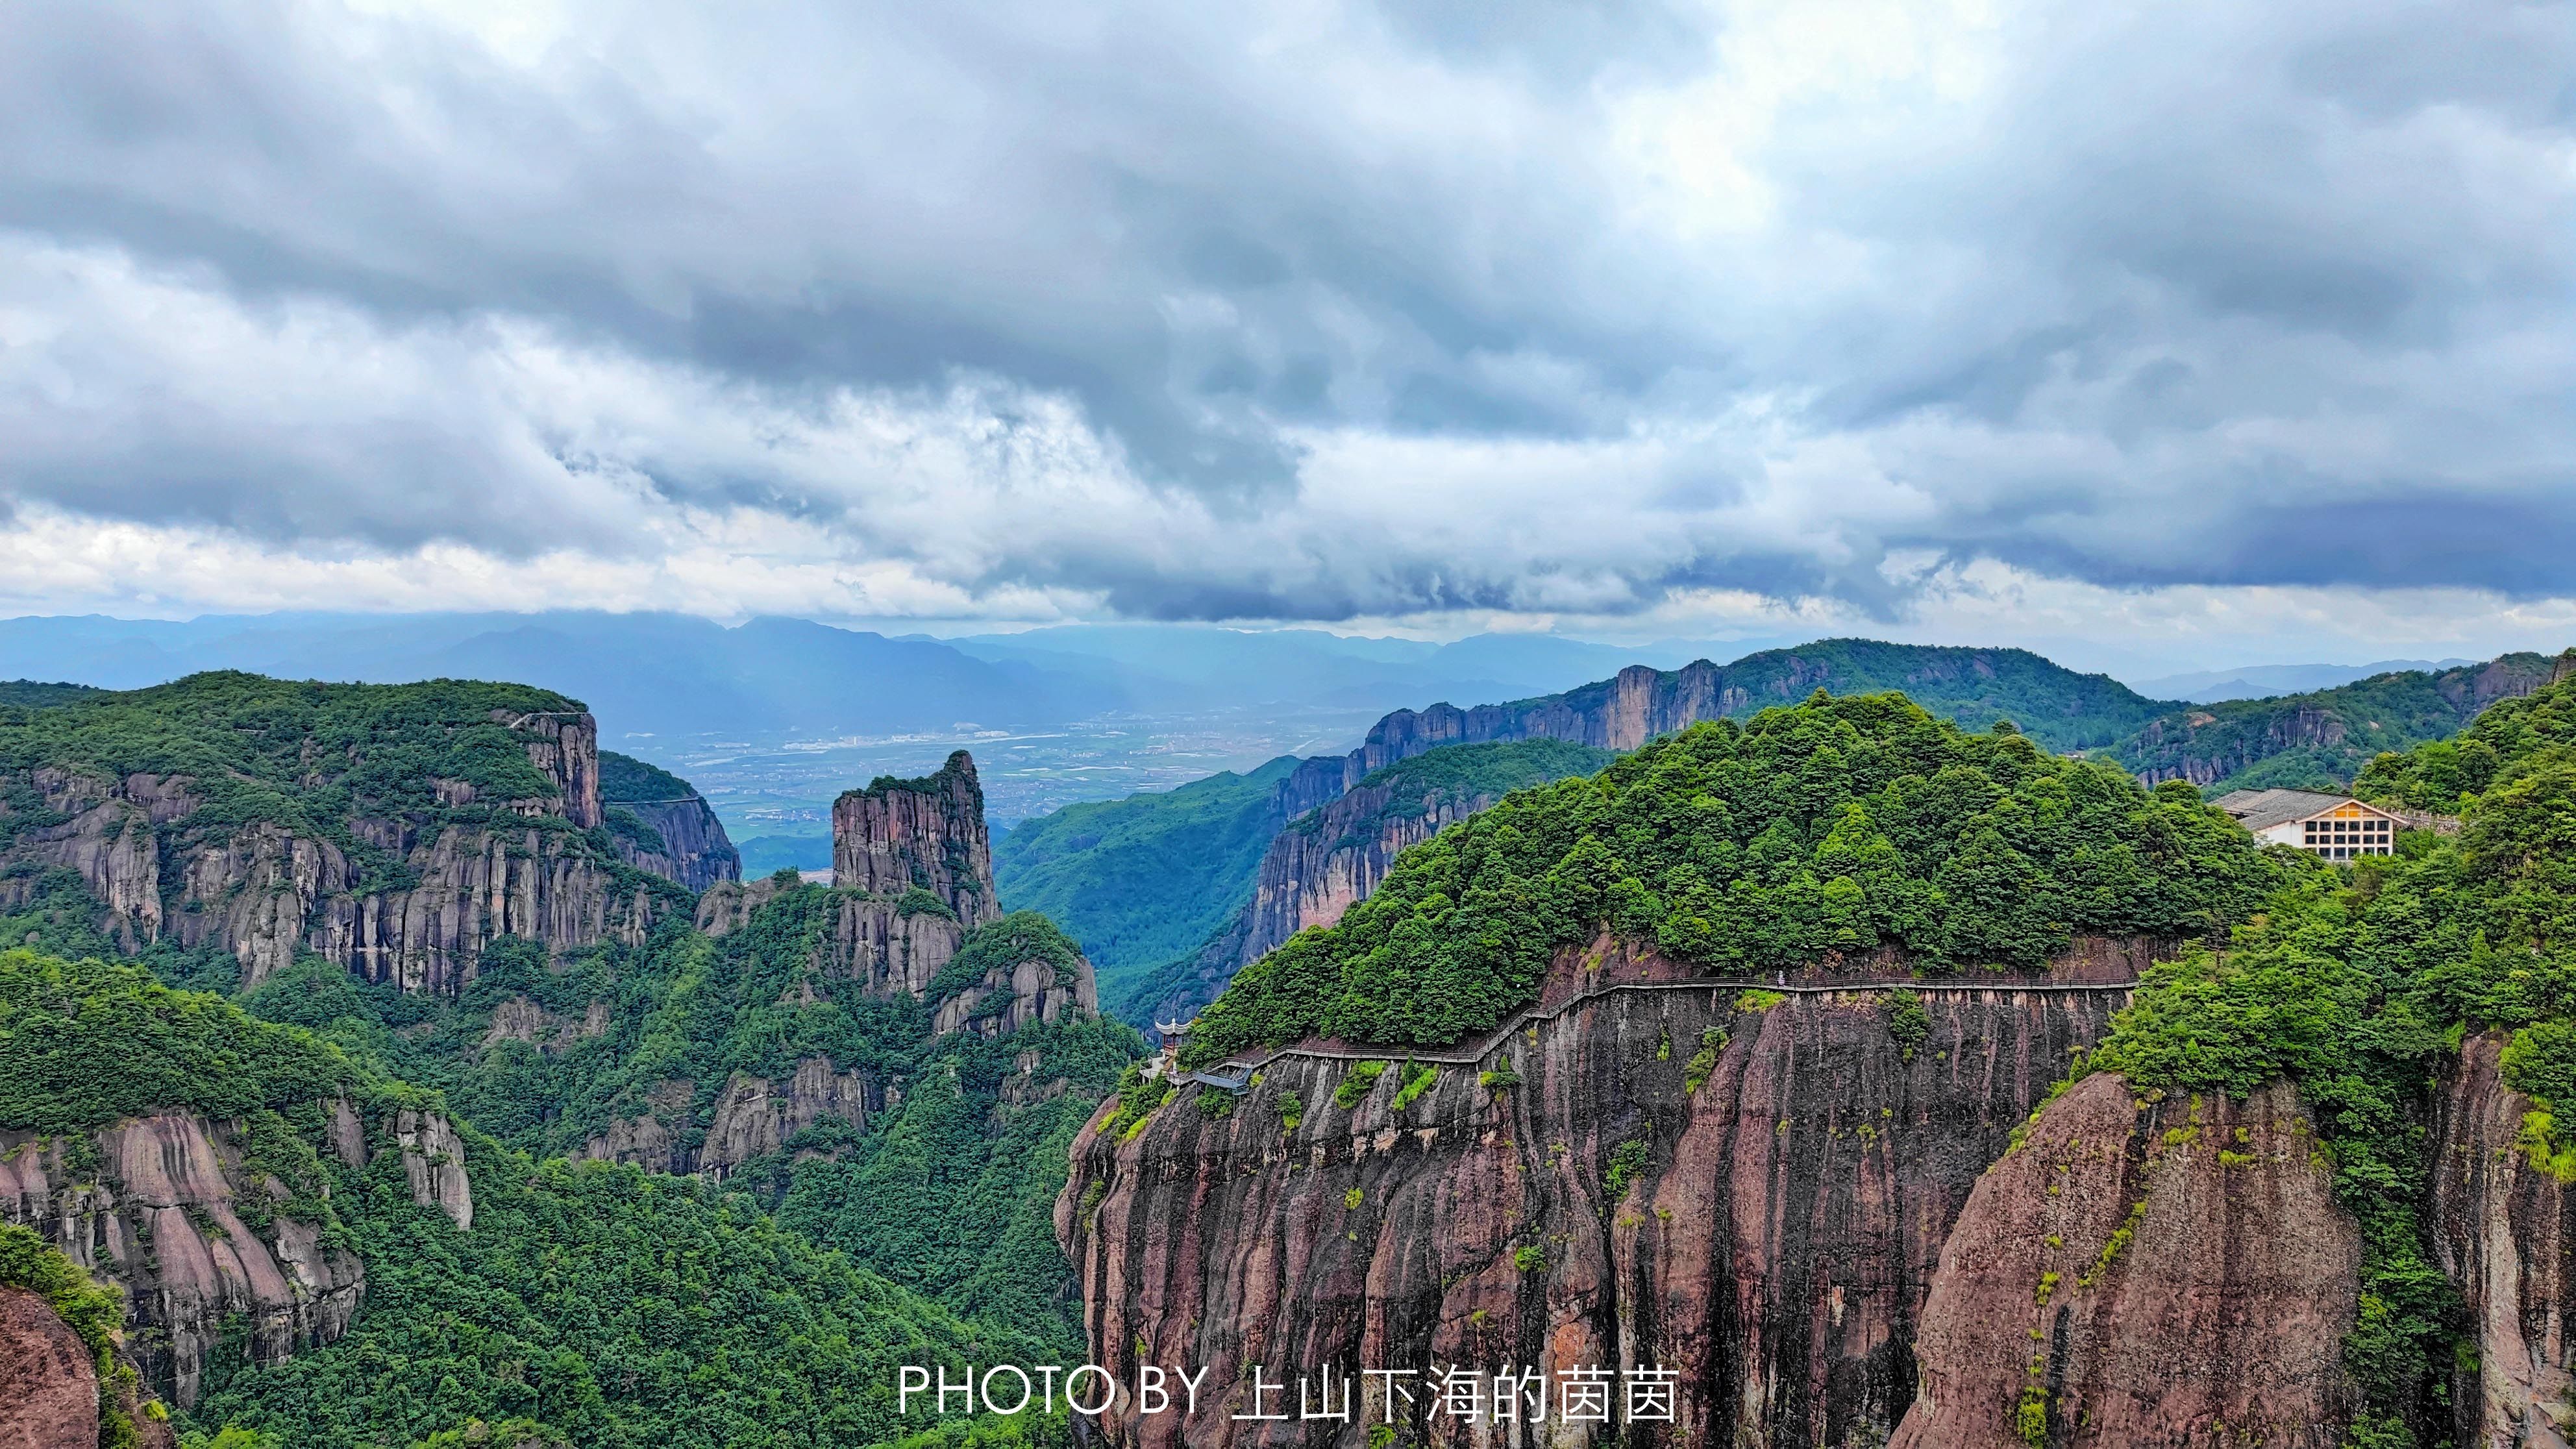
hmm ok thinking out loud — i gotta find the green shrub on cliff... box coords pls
[1183,692,2276,1065]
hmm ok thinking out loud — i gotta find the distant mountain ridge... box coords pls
[0,612,1124,740]
[2114,650,2576,793]
[2130,658,2476,704]
[1264,638,2166,817]
[1008,638,2173,1004]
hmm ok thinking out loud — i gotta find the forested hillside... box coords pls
[1008,638,2174,1005]
[1182,692,2274,1066]
[993,754,1302,989]
[1,952,1065,1448]
[0,673,1130,1448]
[2113,649,2575,793]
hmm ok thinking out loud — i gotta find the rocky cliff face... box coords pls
[832,751,999,925]
[2431,1032,2576,1448]
[1060,939,2149,1448]
[0,1102,469,1409]
[606,795,741,893]
[1237,783,1487,980]
[588,752,1098,1175]
[932,947,1100,1039]
[1893,1074,2360,1447]
[0,710,675,993]
[1264,662,1731,823]
[0,1285,103,1449]
[580,1059,894,1179]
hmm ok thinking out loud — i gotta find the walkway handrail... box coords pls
[1198,976,2142,1080]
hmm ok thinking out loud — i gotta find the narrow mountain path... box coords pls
[1177,974,2141,1087]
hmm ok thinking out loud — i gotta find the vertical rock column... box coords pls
[830,750,1000,925]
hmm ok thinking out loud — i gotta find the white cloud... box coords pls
[0,0,2564,656]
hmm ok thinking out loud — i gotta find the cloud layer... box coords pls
[0,0,2568,643]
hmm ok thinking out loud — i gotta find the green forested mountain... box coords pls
[992,754,1303,989]
[0,951,1069,1449]
[0,671,583,822]
[0,671,1126,1448]
[2111,649,2575,795]
[2076,667,2576,1442]
[1183,693,2275,1065]
[1004,638,2175,1002]
[1541,636,2170,751]
[2355,662,2576,811]
[237,898,1131,1259]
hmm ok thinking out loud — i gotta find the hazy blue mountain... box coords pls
[945,623,1783,714]
[2129,658,2476,703]
[0,612,1126,743]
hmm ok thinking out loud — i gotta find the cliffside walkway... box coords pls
[1202,975,2142,1084]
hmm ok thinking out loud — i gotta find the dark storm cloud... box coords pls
[0,0,2566,616]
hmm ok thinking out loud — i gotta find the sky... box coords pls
[0,0,2569,676]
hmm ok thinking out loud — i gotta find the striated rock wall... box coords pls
[1893,1074,2360,1448]
[832,750,999,925]
[392,1110,474,1230]
[2431,1032,2576,1448]
[608,795,741,893]
[0,711,674,994]
[1,1115,362,1407]
[1060,940,2148,1448]
[821,893,969,998]
[1263,663,1731,827]
[1236,786,1485,982]
[932,948,1100,1040]
[505,709,603,829]
[0,1104,473,1409]
[578,1059,891,1178]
